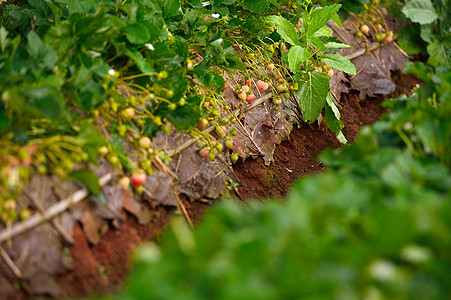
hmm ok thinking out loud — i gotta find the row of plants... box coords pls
[0,0,358,225]
[96,0,451,299]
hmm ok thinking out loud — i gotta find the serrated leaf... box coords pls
[125,49,153,73]
[427,42,450,68]
[307,4,341,36]
[313,26,333,37]
[265,15,299,46]
[307,36,326,51]
[320,54,356,75]
[123,23,150,45]
[331,12,342,29]
[242,0,270,14]
[164,0,181,18]
[325,42,352,49]
[69,168,101,196]
[288,46,308,73]
[402,0,438,25]
[296,72,330,123]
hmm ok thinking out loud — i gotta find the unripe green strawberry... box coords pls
[276,83,287,93]
[215,142,223,152]
[273,96,282,106]
[153,116,162,126]
[225,138,234,149]
[208,148,218,161]
[117,125,127,136]
[230,153,238,163]
[98,146,109,156]
[238,90,247,101]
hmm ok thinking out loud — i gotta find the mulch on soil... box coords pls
[48,71,420,299]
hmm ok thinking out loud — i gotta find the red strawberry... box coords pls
[131,172,146,188]
[221,82,227,93]
[245,78,253,85]
[246,94,255,103]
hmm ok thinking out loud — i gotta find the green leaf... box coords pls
[427,42,450,68]
[307,36,326,51]
[73,3,107,38]
[0,27,9,52]
[69,168,101,196]
[397,25,426,55]
[324,42,352,50]
[26,31,44,58]
[123,23,151,45]
[125,49,153,73]
[324,92,347,144]
[313,26,333,38]
[307,4,341,36]
[319,54,356,75]
[296,72,330,123]
[402,0,438,25]
[288,46,308,73]
[265,15,299,46]
[34,97,62,119]
[164,0,181,18]
[331,13,342,29]
[242,0,270,14]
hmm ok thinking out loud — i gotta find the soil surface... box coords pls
[31,72,420,299]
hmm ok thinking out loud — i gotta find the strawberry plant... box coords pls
[0,0,354,224]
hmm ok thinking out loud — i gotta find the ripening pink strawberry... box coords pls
[199,147,210,159]
[241,85,250,93]
[384,34,393,43]
[361,24,370,36]
[256,80,269,93]
[267,63,275,72]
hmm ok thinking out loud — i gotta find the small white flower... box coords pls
[368,260,397,282]
[108,69,115,76]
[145,43,155,51]
[212,13,220,18]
